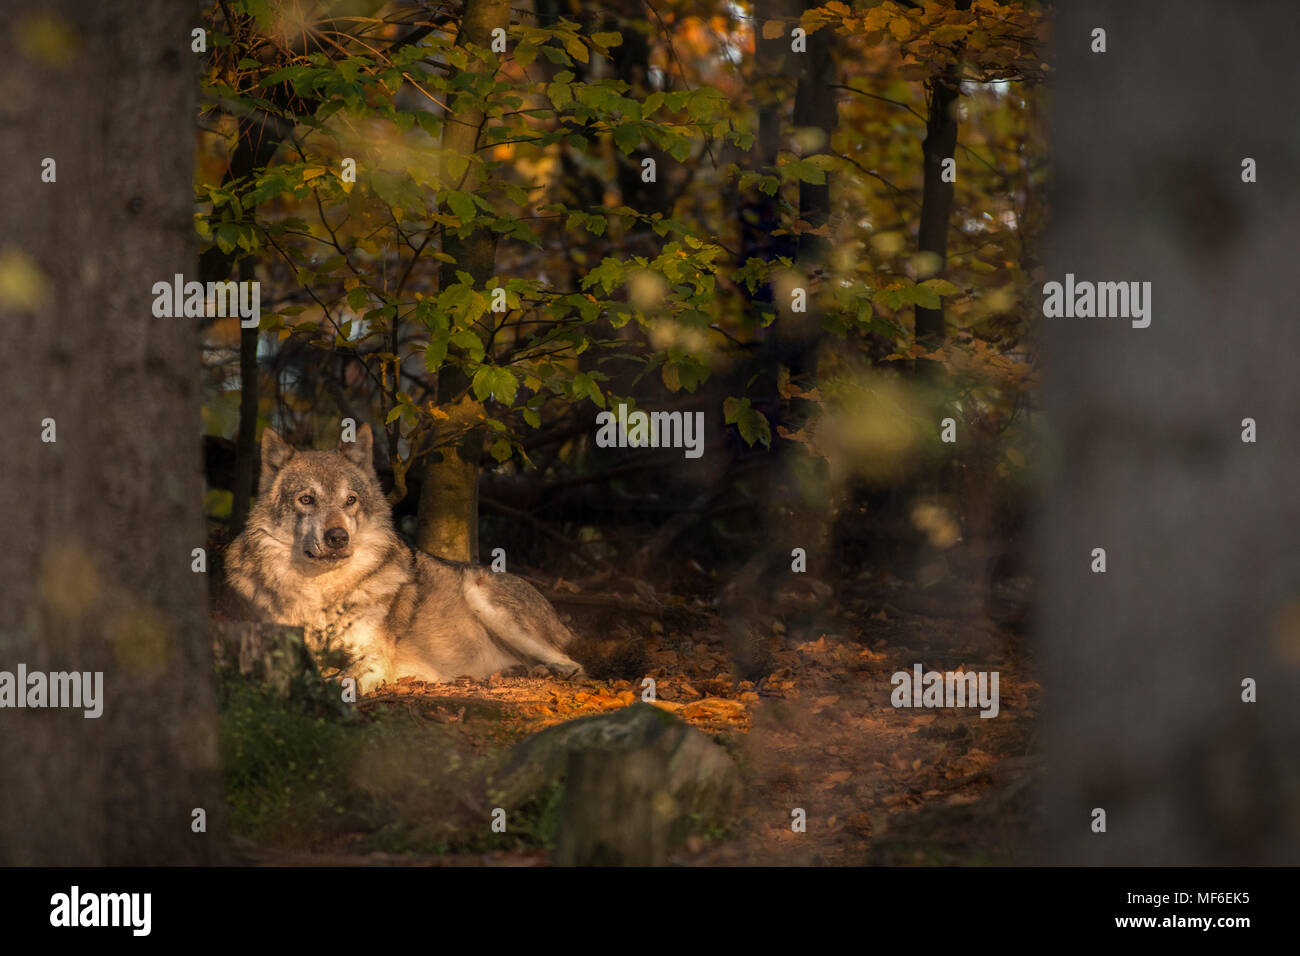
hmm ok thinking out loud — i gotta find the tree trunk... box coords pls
[610,0,670,234]
[0,0,225,864]
[416,395,484,563]
[720,0,836,678]
[417,0,509,564]
[913,0,970,353]
[792,0,838,271]
[555,748,672,866]
[1041,0,1300,864]
[741,0,800,281]
[231,257,259,533]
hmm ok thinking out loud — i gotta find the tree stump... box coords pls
[555,747,674,866]
[211,620,316,698]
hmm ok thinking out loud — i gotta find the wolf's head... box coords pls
[249,424,396,576]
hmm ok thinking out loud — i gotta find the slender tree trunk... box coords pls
[0,0,225,864]
[792,0,838,271]
[1042,0,1300,864]
[914,0,970,354]
[417,0,510,564]
[741,0,800,281]
[610,0,670,232]
[231,257,259,533]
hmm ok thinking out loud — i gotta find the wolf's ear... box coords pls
[259,428,294,492]
[339,423,374,473]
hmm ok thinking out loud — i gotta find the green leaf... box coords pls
[490,438,513,463]
[723,396,772,448]
[547,80,572,109]
[472,366,518,404]
[871,315,908,341]
[910,284,941,310]
[583,257,625,295]
[446,190,476,223]
[450,329,485,363]
[571,371,605,408]
[515,42,539,67]
[425,332,448,371]
[214,223,240,254]
[613,122,642,155]
[493,368,518,404]
[920,277,962,296]
[782,158,826,185]
[540,45,573,66]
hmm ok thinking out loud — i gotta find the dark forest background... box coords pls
[1,0,1296,868]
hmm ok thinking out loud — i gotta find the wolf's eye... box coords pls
[345,495,357,506]
[298,494,314,506]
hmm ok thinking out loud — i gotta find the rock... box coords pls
[491,703,741,865]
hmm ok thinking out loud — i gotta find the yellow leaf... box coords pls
[931,23,970,43]
[761,19,786,40]
[563,35,588,63]
[662,362,681,392]
[0,248,50,309]
[889,16,911,41]
[862,7,891,30]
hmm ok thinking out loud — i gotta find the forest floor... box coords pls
[229,566,1041,866]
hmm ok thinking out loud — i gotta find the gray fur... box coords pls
[225,425,583,693]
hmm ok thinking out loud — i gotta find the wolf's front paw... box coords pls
[356,670,389,695]
[545,658,585,681]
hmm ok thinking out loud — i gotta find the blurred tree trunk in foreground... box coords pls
[1041,0,1300,864]
[0,0,226,863]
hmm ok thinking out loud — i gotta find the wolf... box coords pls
[224,424,584,693]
